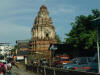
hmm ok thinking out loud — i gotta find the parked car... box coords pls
[53,54,71,68]
[64,57,93,71]
[59,55,71,64]
[86,53,98,73]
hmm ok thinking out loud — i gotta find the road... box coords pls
[5,64,37,75]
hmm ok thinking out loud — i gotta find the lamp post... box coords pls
[92,17,100,73]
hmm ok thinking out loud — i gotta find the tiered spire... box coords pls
[34,5,53,26]
[38,5,49,18]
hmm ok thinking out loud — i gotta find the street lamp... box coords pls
[91,17,100,73]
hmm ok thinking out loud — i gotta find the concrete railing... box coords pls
[26,65,99,75]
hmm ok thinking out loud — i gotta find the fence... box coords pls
[26,65,100,75]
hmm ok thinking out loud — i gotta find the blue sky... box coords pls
[0,0,100,44]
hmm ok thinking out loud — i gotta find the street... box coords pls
[5,64,37,75]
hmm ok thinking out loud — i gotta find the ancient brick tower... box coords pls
[30,5,57,59]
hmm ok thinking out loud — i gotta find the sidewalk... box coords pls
[11,63,37,75]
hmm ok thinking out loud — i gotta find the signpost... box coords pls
[91,17,100,73]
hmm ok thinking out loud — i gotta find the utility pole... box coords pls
[96,23,100,73]
[92,17,100,73]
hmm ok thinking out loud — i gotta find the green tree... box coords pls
[65,9,100,56]
[55,34,62,43]
[92,9,100,18]
[11,45,17,56]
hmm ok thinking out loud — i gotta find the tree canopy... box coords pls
[55,34,62,43]
[65,9,100,56]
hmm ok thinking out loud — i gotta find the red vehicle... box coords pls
[53,54,71,68]
[59,55,71,64]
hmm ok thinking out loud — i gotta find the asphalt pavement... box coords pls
[5,63,37,75]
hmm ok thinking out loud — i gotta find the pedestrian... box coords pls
[7,61,12,73]
[0,61,6,75]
